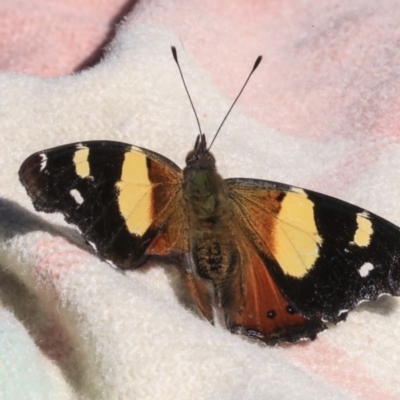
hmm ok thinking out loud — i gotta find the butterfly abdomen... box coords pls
[185,181,244,318]
[184,163,239,280]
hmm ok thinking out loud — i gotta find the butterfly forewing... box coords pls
[19,141,185,269]
[227,178,400,323]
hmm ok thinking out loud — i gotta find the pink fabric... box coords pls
[0,0,134,76]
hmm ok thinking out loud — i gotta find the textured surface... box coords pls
[1,0,400,399]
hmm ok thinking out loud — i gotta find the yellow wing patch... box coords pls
[116,148,152,236]
[73,144,90,178]
[274,189,322,278]
[352,212,373,247]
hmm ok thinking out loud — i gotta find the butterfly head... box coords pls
[185,134,216,171]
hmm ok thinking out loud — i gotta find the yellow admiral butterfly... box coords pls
[18,48,400,345]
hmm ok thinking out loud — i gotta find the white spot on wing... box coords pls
[106,259,119,270]
[39,153,47,171]
[358,262,374,277]
[70,189,84,205]
[87,240,98,253]
[337,309,349,317]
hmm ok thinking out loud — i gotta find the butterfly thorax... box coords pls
[183,135,240,287]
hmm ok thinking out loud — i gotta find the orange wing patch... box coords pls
[145,201,189,256]
[226,181,325,342]
[227,182,322,279]
[229,248,325,344]
[144,158,188,256]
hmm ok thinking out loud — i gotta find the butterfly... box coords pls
[18,47,400,345]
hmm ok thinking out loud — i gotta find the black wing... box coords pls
[227,178,400,323]
[19,141,185,269]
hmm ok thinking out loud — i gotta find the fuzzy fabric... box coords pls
[1,1,400,399]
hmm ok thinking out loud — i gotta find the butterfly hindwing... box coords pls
[19,141,186,269]
[228,242,326,344]
[227,178,400,328]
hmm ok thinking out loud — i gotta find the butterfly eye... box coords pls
[267,309,277,319]
[185,150,197,165]
[286,305,297,315]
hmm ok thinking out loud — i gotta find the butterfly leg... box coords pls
[182,253,214,323]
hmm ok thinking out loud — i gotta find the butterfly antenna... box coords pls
[208,55,262,151]
[171,46,202,136]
